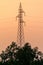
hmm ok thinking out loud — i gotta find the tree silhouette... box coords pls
[14,43,38,65]
[0,42,43,65]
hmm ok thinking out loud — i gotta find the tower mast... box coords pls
[17,3,25,46]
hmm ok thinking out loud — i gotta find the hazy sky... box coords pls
[0,0,43,52]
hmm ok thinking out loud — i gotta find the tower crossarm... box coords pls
[16,2,25,23]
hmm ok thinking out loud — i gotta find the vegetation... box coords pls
[0,42,43,65]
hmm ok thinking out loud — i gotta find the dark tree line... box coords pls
[0,42,43,65]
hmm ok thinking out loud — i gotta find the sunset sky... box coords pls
[0,0,43,52]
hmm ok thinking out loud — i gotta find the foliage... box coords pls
[0,42,43,65]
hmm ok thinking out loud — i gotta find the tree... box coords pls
[0,42,43,65]
[15,43,36,65]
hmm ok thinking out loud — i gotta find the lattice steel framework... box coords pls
[16,3,25,46]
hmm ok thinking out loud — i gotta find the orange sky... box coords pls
[0,0,43,52]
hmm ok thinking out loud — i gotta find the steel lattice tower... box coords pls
[16,3,25,46]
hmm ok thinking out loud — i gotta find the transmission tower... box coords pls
[16,3,25,46]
